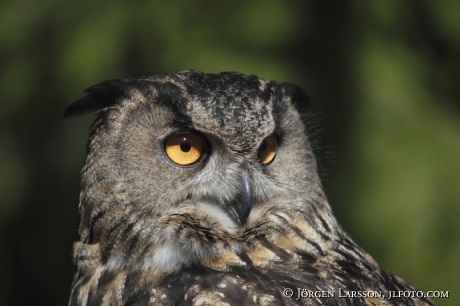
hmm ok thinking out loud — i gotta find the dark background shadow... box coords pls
[0,1,458,305]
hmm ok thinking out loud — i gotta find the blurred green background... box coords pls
[1,1,459,305]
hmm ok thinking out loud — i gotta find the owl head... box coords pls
[67,71,329,273]
[68,71,433,306]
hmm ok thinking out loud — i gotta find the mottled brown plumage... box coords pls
[67,71,435,306]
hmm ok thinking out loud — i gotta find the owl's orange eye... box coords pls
[258,135,277,165]
[164,133,206,166]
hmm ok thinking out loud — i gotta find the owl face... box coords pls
[68,71,321,271]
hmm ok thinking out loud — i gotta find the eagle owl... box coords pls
[66,71,434,306]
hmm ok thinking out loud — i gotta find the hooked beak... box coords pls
[226,169,253,225]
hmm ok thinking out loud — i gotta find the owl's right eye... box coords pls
[164,133,206,166]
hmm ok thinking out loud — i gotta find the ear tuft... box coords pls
[64,80,132,117]
[277,82,310,114]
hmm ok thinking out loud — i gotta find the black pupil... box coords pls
[180,139,192,152]
[259,140,267,152]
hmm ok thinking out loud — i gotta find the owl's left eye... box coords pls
[164,133,206,166]
[258,135,277,165]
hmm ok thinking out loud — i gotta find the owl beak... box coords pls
[227,170,253,225]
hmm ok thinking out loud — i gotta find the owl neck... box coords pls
[73,190,342,282]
